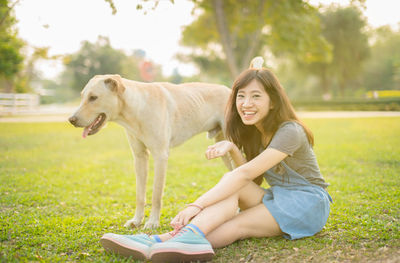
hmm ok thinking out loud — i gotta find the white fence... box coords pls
[0,93,40,115]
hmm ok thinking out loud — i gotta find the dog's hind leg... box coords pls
[144,149,169,229]
[124,135,149,229]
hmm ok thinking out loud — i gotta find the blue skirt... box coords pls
[262,184,331,240]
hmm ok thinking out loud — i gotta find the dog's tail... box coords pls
[249,56,264,69]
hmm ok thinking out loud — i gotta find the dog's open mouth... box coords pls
[82,113,106,138]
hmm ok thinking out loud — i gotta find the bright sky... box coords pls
[14,0,400,79]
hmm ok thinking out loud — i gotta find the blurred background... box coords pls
[1,0,400,113]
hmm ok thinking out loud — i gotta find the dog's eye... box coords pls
[89,96,98,102]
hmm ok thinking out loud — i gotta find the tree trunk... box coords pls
[240,0,266,71]
[339,79,346,97]
[240,30,262,71]
[211,0,239,78]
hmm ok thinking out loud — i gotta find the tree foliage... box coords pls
[297,5,369,97]
[362,26,400,91]
[0,0,24,92]
[62,36,164,94]
[180,0,331,80]
[63,36,126,92]
[323,6,369,96]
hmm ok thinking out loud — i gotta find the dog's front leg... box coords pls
[144,150,169,229]
[124,136,149,229]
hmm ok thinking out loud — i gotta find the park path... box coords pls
[0,104,400,123]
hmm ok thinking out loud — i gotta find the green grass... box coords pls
[0,118,399,262]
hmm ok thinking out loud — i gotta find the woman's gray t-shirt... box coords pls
[267,121,329,188]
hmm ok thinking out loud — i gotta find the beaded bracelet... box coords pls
[186,203,204,210]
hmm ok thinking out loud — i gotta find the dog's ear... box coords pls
[104,75,126,93]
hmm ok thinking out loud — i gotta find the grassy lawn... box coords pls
[0,117,399,262]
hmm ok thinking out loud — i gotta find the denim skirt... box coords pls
[262,161,332,240]
[262,184,331,240]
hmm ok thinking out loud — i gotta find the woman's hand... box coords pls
[170,205,202,229]
[205,141,233,160]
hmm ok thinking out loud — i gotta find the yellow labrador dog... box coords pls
[69,74,231,228]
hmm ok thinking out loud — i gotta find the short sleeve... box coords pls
[267,122,303,156]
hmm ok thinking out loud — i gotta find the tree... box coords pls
[180,0,331,80]
[0,0,24,92]
[61,37,164,95]
[362,26,400,91]
[325,6,369,96]
[63,36,126,92]
[300,5,369,97]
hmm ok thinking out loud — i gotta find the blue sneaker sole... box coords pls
[100,234,148,260]
[150,242,214,263]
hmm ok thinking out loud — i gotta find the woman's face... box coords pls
[236,79,272,130]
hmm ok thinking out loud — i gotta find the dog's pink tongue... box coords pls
[82,127,90,138]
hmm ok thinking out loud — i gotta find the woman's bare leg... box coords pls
[206,203,282,248]
[190,181,269,235]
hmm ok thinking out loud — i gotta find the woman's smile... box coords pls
[242,110,256,118]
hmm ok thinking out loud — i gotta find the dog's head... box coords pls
[68,74,125,138]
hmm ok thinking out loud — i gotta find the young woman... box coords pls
[100,63,332,263]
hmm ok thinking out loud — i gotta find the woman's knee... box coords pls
[238,182,265,210]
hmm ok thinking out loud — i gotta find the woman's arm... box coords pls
[198,147,287,207]
[171,147,287,227]
[227,142,247,168]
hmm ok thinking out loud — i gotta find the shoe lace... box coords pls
[169,227,188,238]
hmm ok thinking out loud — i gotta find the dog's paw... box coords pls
[143,220,160,229]
[124,218,142,229]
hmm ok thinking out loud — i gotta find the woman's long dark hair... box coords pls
[225,68,314,185]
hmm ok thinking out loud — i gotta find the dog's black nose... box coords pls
[69,116,77,126]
